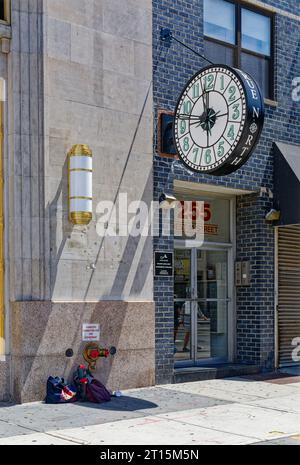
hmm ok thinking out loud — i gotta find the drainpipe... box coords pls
[0,100,4,355]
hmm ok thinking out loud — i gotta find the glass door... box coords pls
[174,248,229,365]
[174,249,193,362]
[196,250,228,362]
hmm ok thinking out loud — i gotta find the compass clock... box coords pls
[174,65,264,176]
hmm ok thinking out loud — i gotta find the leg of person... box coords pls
[183,330,190,352]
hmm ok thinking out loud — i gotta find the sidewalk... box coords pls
[0,373,300,445]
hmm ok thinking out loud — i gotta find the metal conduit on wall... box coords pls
[0,101,4,355]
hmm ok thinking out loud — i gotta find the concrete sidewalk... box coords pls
[0,373,300,445]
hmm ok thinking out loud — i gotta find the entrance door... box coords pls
[196,249,228,361]
[174,249,193,362]
[174,248,229,364]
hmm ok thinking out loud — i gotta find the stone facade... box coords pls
[44,0,153,302]
[11,301,155,404]
[0,359,9,402]
[153,0,300,383]
[0,0,154,402]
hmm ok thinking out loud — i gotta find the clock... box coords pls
[174,64,264,176]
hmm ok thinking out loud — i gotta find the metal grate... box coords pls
[278,226,300,367]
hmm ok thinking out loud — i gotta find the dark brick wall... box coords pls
[153,0,300,383]
[261,0,299,15]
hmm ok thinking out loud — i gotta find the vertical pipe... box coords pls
[0,101,4,355]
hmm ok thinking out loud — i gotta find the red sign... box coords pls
[178,201,219,236]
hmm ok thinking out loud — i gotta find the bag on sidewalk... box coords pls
[86,379,111,404]
[73,365,90,402]
[45,376,77,404]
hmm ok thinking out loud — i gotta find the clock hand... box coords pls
[212,111,228,118]
[202,86,208,114]
[193,120,206,130]
[207,121,212,137]
[207,89,210,112]
[178,114,202,121]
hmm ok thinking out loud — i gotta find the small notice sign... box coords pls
[154,251,173,277]
[82,323,100,342]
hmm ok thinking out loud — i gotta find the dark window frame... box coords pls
[204,0,275,100]
[0,1,10,24]
[157,109,179,159]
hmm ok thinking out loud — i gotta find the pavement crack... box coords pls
[159,416,262,442]
[0,417,86,444]
[42,431,88,445]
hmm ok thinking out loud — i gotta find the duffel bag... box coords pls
[86,379,111,404]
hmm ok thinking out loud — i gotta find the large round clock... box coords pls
[174,64,264,176]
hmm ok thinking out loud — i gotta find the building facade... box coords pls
[0,0,154,403]
[153,0,300,383]
[0,0,299,403]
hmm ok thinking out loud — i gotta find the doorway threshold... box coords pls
[174,363,260,383]
[279,366,300,376]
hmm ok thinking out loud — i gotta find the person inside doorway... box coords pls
[182,302,209,352]
[181,301,191,353]
[174,302,183,344]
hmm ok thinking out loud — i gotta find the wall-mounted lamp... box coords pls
[265,209,281,222]
[159,192,177,209]
[68,144,93,225]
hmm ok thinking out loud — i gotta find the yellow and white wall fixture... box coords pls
[68,144,93,225]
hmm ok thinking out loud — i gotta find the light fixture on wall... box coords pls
[68,144,93,225]
[159,192,177,209]
[265,209,281,222]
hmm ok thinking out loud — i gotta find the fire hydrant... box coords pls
[83,342,116,371]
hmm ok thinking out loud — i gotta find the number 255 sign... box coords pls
[180,201,212,222]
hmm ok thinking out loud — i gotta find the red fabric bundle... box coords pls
[86,379,111,403]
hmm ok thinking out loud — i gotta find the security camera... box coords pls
[159,192,177,209]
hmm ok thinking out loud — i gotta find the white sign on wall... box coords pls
[82,323,100,342]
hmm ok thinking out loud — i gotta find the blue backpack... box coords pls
[45,376,77,404]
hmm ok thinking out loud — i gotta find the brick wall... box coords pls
[258,0,299,15]
[153,0,300,383]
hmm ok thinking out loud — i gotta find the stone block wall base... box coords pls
[11,301,155,404]
[0,360,10,402]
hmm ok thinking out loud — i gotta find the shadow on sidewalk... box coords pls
[73,395,158,412]
[0,395,158,412]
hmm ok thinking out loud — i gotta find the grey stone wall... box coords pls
[5,0,154,402]
[11,301,155,403]
[0,360,10,401]
[8,0,47,301]
[44,0,153,301]
[8,0,153,302]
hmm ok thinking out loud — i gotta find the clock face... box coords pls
[174,65,264,176]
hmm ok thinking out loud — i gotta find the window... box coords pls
[0,1,9,23]
[204,0,274,99]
